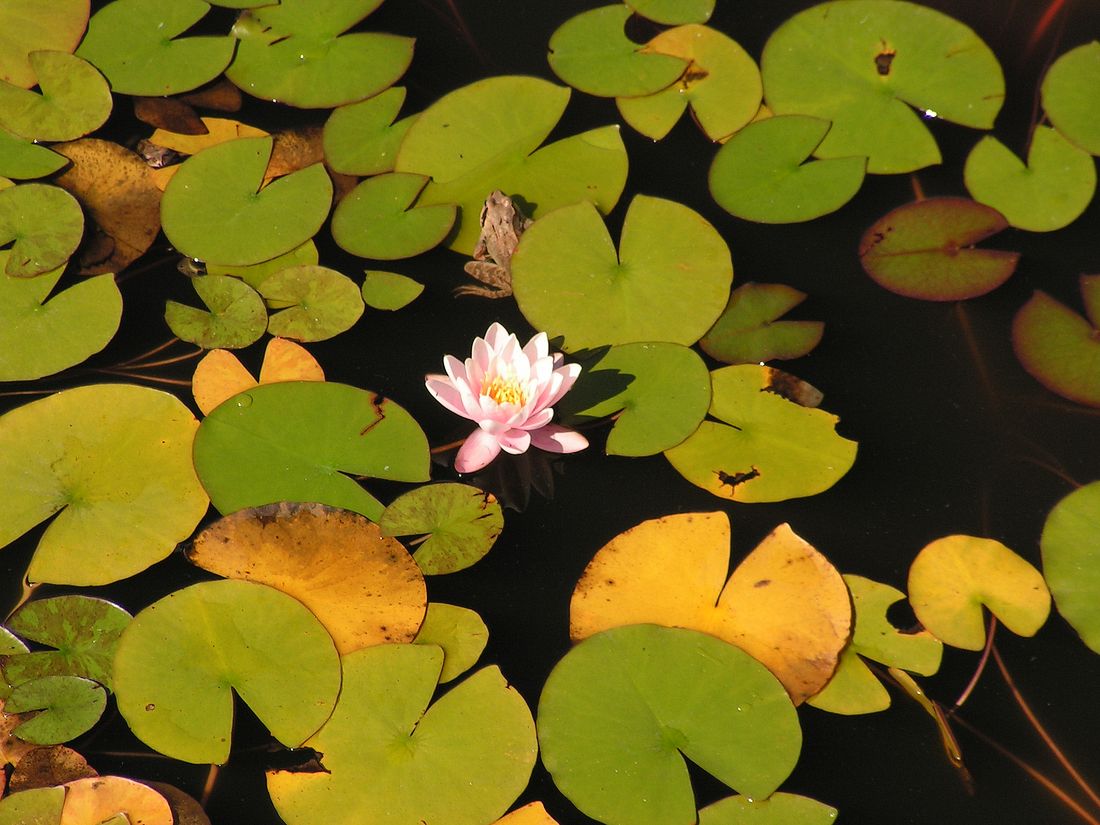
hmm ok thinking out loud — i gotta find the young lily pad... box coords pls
[859,197,1020,300]
[75,0,234,96]
[0,127,66,179]
[908,535,1051,650]
[664,364,857,502]
[226,0,414,108]
[331,172,456,260]
[700,282,823,364]
[0,51,111,142]
[323,87,414,176]
[267,644,537,825]
[161,136,333,266]
[556,342,711,456]
[513,196,732,350]
[1041,41,1100,155]
[0,1,89,89]
[113,579,341,764]
[380,483,504,575]
[361,269,423,310]
[193,381,430,522]
[538,623,801,825]
[626,0,714,25]
[0,263,121,381]
[413,602,489,683]
[761,0,1003,173]
[617,24,761,141]
[207,239,319,290]
[709,115,866,223]
[164,274,268,349]
[1041,481,1100,653]
[0,183,84,277]
[548,5,688,98]
[192,337,325,415]
[0,384,208,586]
[964,126,1095,232]
[5,676,106,745]
[699,793,837,825]
[258,265,365,341]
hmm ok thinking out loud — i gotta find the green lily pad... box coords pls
[76,0,234,96]
[556,342,711,456]
[761,0,1003,173]
[548,5,688,98]
[360,269,423,310]
[0,0,89,88]
[538,624,801,825]
[164,274,268,349]
[0,384,208,586]
[0,786,63,825]
[226,0,414,108]
[699,793,837,825]
[258,265,364,342]
[380,483,503,575]
[331,172,456,260]
[700,282,823,364]
[113,579,341,764]
[0,127,66,179]
[267,644,537,825]
[323,87,415,176]
[0,627,27,656]
[513,196,732,351]
[0,183,84,277]
[1041,481,1100,653]
[1042,41,1100,155]
[709,115,866,223]
[859,197,1020,300]
[413,602,489,683]
[394,75,628,253]
[0,262,121,381]
[664,364,857,503]
[0,51,112,142]
[4,595,131,691]
[207,239,319,290]
[617,25,760,141]
[626,0,714,25]
[161,136,333,266]
[193,381,430,522]
[964,126,1096,232]
[5,675,106,744]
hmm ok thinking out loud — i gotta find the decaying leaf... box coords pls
[191,337,325,415]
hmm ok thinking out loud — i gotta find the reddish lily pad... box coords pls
[331,172,456,260]
[164,274,268,349]
[700,282,823,364]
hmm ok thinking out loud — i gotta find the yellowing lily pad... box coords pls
[188,502,427,655]
[0,1,89,89]
[0,127,66,180]
[360,269,423,310]
[413,602,489,683]
[908,535,1051,650]
[0,183,84,277]
[0,51,111,142]
[323,87,415,176]
[59,776,173,825]
[1040,481,1100,653]
[148,116,268,158]
[113,579,341,764]
[192,337,324,415]
[699,793,838,825]
[5,676,106,745]
[164,274,268,349]
[258,265,365,342]
[331,172,456,260]
[700,282,823,364]
[1042,41,1100,155]
[493,802,559,825]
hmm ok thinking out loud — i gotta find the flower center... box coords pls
[482,374,527,406]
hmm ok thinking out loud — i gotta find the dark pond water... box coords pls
[4,1,1100,823]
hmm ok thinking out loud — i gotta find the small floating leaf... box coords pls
[331,172,456,260]
[413,602,489,683]
[258,265,365,342]
[6,676,106,745]
[699,793,838,825]
[323,87,414,176]
[192,337,324,415]
[0,1,89,89]
[1041,40,1100,155]
[700,282,823,364]
[361,269,423,310]
[1041,481,1100,653]
[0,51,111,142]
[164,274,268,349]
[0,183,84,277]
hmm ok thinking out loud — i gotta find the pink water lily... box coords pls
[426,322,588,473]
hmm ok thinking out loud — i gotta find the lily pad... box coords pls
[859,197,1020,301]
[0,183,84,277]
[664,364,857,502]
[1040,481,1100,653]
[700,282,823,364]
[323,87,415,176]
[626,0,714,25]
[5,676,106,745]
[0,384,208,586]
[538,623,801,825]
[207,239,318,290]
[148,116,268,158]
[908,535,1051,650]
[75,0,234,96]
[193,381,430,522]
[360,269,423,310]
[0,51,111,143]
[709,115,866,223]
[413,602,489,683]
[267,644,537,825]
[494,802,559,825]
[760,0,1003,173]
[164,274,268,349]
[161,136,333,266]
[513,196,732,350]
[0,786,64,825]
[1042,41,1100,155]
[964,126,1095,232]
[113,579,341,764]
[699,793,838,825]
[192,337,325,415]
[57,777,172,825]
[258,265,365,342]
[331,172,456,260]
[380,483,504,575]
[0,127,66,180]
[0,1,89,89]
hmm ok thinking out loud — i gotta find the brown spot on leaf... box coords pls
[754,578,772,588]
[875,49,896,76]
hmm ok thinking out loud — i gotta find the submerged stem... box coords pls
[954,615,998,707]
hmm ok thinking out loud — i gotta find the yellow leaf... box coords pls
[258,337,325,384]
[149,116,268,156]
[60,776,172,825]
[493,801,560,825]
[192,337,324,414]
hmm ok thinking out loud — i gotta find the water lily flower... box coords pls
[426,322,588,473]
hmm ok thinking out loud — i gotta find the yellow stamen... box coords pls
[483,374,527,406]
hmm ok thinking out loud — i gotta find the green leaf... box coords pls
[323,87,415,176]
[76,0,234,96]
[1042,41,1100,155]
[1041,481,1100,653]
[0,183,84,277]
[193,381,430,522]
[0,627,28,656]
[537,624,801,825]
[413,602,489,683]
[380,483,503,575]
[258,265,365,342]
[0,51,112,142]
[360,269,423,310]
[664,364,857,502]
[331,172,456,260]
[164,274,268,349]
[699,282,823,364]
[207,239,319,290]
[0,127,66,179]
[267,644,537,825]
[709,116,865,223]
[113,579,341,764]
[626,0,714,25]
[513,196,732,350]
[5,675,106,744]
[761,0,1003,173]
[0,786,64,825]
[0,384,208,586]
[161,136,333,266]
[699,793,838,825]
[0,1,89,88]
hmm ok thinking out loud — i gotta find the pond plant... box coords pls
[1,0,1100,823]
